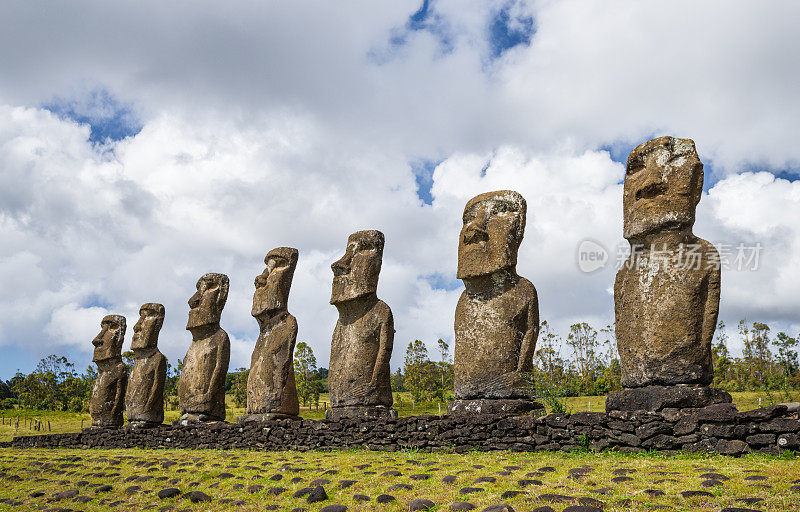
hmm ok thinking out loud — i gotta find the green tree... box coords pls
[390,367,405,392]
[294,342,321,406]
[404,340,438,402]
[231,368,248,408]
[774,332,799,378]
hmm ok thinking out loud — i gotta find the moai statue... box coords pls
[125,303,167,428]
[239,247,301,422]
[177,273,231,424]
[606,136,732,411]
[90,315,128,428]
[327,230,396,420]
[449,190,543,416]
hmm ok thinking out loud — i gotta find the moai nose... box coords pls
[188,290,202,308]
[331,253,351,276]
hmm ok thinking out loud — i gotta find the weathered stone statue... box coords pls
[449,190,543,416]
[125,303,167,428]
[327,230,395,420]
[606,136,732,411]
[239,248,300,422]
[90,315,128,428]
[177,273,231,424]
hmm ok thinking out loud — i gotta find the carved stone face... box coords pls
[92,314,126,362]
[187,273,229,330]
[623,136,704,241]
[131,303,165,350]
[457,190,526,279]
[252,247,298,319]
[330,230,384,304]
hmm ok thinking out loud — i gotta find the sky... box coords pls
[1,0,800,378]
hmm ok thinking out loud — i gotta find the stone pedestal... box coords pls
[175,413,226,426]
[326,406,397,421]
[124,421,163,430]
[606,385,732,412]
[447,398,544,416]
[237,413,300,423]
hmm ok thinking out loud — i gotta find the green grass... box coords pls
[0,448,797,511]
[2,390,798,442]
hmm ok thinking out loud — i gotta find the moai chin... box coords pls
[239,247,301,423]
[327,230,396,420]
[125,303,167,428]
[449,190,543,416]
[90,314,128,428]
[177,273,231,424]
[606,136,732,412]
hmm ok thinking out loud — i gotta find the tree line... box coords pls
[2,319,798,413]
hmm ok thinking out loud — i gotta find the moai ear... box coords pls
[692,161,704,207]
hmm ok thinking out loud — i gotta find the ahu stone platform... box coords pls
[7,403,800,456]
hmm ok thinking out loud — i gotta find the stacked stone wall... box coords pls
[8,403,799,456]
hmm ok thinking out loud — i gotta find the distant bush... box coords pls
[67,397,84,412]
[1,398,17,409]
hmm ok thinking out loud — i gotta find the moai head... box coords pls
[330,230,384,305]
[186,273,229,330]
[252,247,299,320]
[457,190,526,279]
[623,136,704,241]
[92,314,126,363]
[131,303,165,350]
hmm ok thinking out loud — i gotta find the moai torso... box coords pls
[248,312,299,415]
[615,236,720,387]
[91,361,128,427]
[178,328,230,420]
[329,297,394,408]
[454,275,538,399]
[126,350,167,424]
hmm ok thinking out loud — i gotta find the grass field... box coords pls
[2,390,798,443]
[0,448,798,511]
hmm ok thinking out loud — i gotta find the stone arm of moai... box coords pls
[206,333,231,406]
[516,291,539,373]
[148,355,167,411]
[371,308,394,387]
[702,248,722,357]
[112,365,128,420]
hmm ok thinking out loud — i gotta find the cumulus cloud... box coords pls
[1,1,800,375]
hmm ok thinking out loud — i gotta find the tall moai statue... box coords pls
[177,273,231,424]
[327,230,396,420]
[239,248,301,422]
[125,303,168,428]
[606,136,732,411]
[90,315,128,428]
[449,190,543,416]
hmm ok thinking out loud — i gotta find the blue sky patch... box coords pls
[411,158,442,205]
[44,88,142,145]
[424,272,461,291]
[488,3,535,59]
